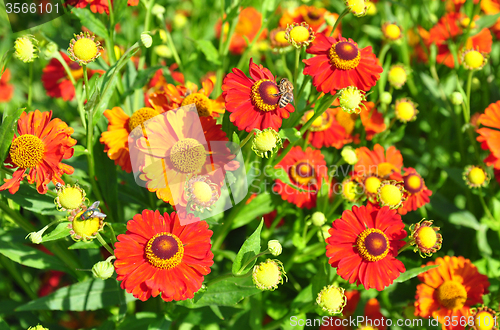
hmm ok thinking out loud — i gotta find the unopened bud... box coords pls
[92,260,115,280]
[311,211,326,226]
[268,240,282,256]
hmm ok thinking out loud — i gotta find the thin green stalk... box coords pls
[96,233,114,255]
[212,194,250,250]
[0,199,34,232]
[465,70,473,123]
[214,8,239,95]
[281,52,293,81]
[331,8,349,37]
[82,64,90,102]
[479,187,495,222]
[236,23,267,69]
[0,256,39,300]
[27,62,33,108]
[292,48,301,89]
[239,130,256,148]
[106,0,116,65]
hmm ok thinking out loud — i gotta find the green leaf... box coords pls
[16,279,136,311]
[477,223,492,256]
[72,145,88,157]
[476,12,500,30]
[279,128,301,143]
[266,167,309,192]
[42,222,70,242]
[68,240,101,249]
[177,276,261,308]
[117,313,172,330]
[194,40,221,65]
[419,72,440,99]
[0,241,68,271]
[0,107,25,162]
[0,183,61,215]
[231,192,274,229]
[0,318,9,330]
[449,211,480,230]
[232,132,241,145]
[72,8,109,38]
[232,220,263,275]
[122,65,163,100]
[394,264,439,283]
[93,139,118,221]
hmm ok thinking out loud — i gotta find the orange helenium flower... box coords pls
[476,101,500,169]
[303,34,383,93]
[354,143,403,181]
[114,210,214,302]
[359,101,386,140]
[0,68,14,103]
[326,204,407,291]
[279,5,340,38]
[222,58,295,132]
[415,256,490,330]
[399,167,432,215]
[0,110,76,194]
[68,0,139,14]
[273,146,328,209]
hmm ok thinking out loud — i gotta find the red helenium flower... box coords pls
[303,34,383,93]
[399,167,432,215]
[477,101,500,169]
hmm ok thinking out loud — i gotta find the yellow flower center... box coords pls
[365,176,382,194]
[388,66,407,87]
[251,79,280,112]
[343,180,358,201]
[464,50,484,69]
[475,311,495,330]
[436,281,467,310]
[72,210,101,239]
[318,286,346,314]
[303,110,333,132]
[329,41,361,70]
[346,0,366,15]
[377,162,396,177]
[396,101,416,121]
[335,110,357,135]
[359,327,376,330]
[128,107,159,132]
[192,181,213,203]
[289,26,310,43]
[404,173,423,194]
[460,17,476,29]
[416,226,437,249]
[253,260,283,290]
[385,24,401,40]
[469,167,487,185]
[15,36,37,63]
[10,134,45,169]
[356,228,390,262]
[181,93,212,117]
[73,38,99,62]
[254,130,278,152]
[339,87,364,113]
[170,138,207,173]
[290,161,316,186]
[379,184,402,206]
[275,31,288,44]
[145,232,184,270]
[58,187,84,210]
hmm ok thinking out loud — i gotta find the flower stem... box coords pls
[330,8,349,37]
[212,194,250,251]
[293,48,301,88]
[479,187,495,222]
[106,0,117,65]
[238,250,270,275]
[96,232,115,256]
[0,199,34,232]
[465,70,473,124]
[239,130,256,148]
[281,52,293,81]
[82,64,90,102]
[27,62,33,108]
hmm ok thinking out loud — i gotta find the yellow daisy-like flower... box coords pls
[316,285,347,315]
[14,35,39,63]
[388,64,408,89]
[408,219,443,258]
[68,32,103,66]
[470,306,499,330]
[270,27,292,53]
[285,22,316,49]
[338,86,367,114]
[463,165,490,189]
[382,22,403,41]
[344,0,367,17]
[67,203,106,242]
[460,48,488,71]
[395,98,418,123]
[252,259,287,291]
[185,175,220,213]
[54,183,87,211]
[377,180,406,209]
[252,128,283,158]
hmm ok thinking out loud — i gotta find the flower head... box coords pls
[382,22,403,41]
[285,22,315,48]
[395,98,418,123]
[377,181,406,209]
[464,165,490,188]
[451,92,464,105]
[14,35,39,63]
[185,174,221,213]
[341,178,363,202]
[399,167,432,215]
[268,240,282,256]
[388,64,408,89]
[67,203,105,241]
[409,219,443,258]
[415,256,490,328]
[311,211,327,227]
[252,259,287,291]
[115,210,214,301]
[92,260,115,280]
[68,32,103,65]
[55,183,86,211]
[0,110,76,195]
[470,306,499,330]
[380,91,392,104]
[27,325,48,330]
[461,48,488,70]
[279,5,339,37]
[252,128,282,158]
[338,86,367,114]
[270,27,292,53]
[344,0,367,17]
[326,204,407,291]
[316,285,347,315]
[341,146,358,165]
[304,34,383,93]
[477,101,500,171]
[26,230,44,244]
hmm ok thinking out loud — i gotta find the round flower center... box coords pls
[329,41,361,70]
[356,228,390,262]
[318,287,346,313]
[468,167,486,185]
[251,79,280,112]
[128,107,159,132]
[170,138,207,173]
[464,50,484,69]
[254,260,281,289]
[379,184,402,206]
[72,210,101,239]
[436,281,467,310]
[181,93,212,117]
[58,187,84,210]
[416,226,438,249]
[365,176,381,194]
[405,173,423,194]
[343,180,358,201]
[73,38,99,62]
[339,87,364,113]
[335,111,356,135]
[289,26,310,43]
[254,130,277,152]
[145,232,184,270]
[461,17,475,29]
[475,311,495,330]
[15,37,36,63]
[347,0,366,14]
[385,24,401,40]
[396,102,416,121]
[305,10,322,24]
[389,66,407,86]
[290,161,316,186]
[10,134,45,169]
[275,31,288,44]
[69,62,84,81]
[377,162,396,177]
[304,111,333,132]
[192,181,213,203]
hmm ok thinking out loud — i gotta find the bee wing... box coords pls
[90,201,100,209]
[92,211,107,218]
